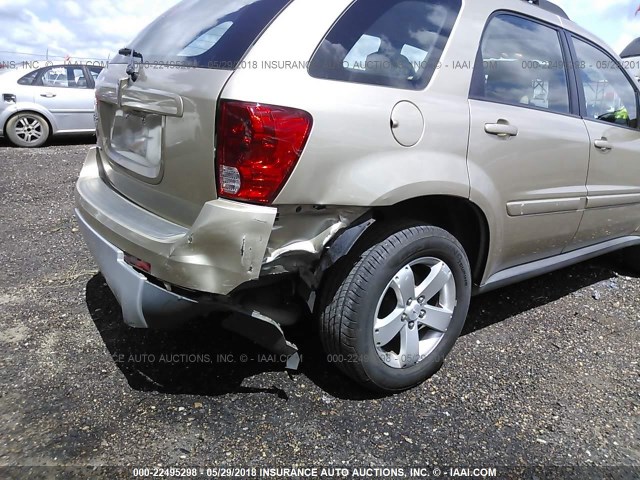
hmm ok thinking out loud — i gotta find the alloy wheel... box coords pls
[373,257,457,369]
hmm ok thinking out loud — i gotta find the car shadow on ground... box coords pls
[48,135,97,146]
[0,134,95,148]
[85,274,292,399]
[85,256,629,400]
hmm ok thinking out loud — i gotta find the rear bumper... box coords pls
[75,147,278,296]
[76,207,300,365]
[76,210,208,328]
[75,148,302,364]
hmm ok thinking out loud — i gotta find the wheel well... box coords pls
[372,196,490,285]
[5,110,53,136]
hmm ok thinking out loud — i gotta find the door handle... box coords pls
[594,138,613,152]
[40,93,57,98]
[484,122,518,138]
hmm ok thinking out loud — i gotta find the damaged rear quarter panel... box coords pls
[262,205,369,274]
[167,199,277,293]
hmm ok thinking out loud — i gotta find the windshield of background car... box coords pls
[110,0,290,69]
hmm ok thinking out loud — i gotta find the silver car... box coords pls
[75,0,640,392]
[0,64,102,147]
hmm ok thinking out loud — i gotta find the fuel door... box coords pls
[390,101,424,147]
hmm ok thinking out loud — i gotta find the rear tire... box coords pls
[6,112,50,148]
[318,223,472,392]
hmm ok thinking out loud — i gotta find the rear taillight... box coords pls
[215,101,313,205]
[124,254,151,273]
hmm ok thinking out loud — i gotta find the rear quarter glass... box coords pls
[308,0,462,90]
[110,0,291,69]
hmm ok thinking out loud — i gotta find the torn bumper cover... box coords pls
[76,210,299,368]
[75,151,299,365]
[75,150,364,371]
[76,210,206,329]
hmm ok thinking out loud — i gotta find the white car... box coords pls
[0,64,102,147]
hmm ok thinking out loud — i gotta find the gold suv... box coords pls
[75,0,640,391]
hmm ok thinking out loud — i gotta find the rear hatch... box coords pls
[95,0,291,227]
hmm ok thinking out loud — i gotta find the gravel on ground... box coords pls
[0,138,638,479]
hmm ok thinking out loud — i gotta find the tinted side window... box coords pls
[309,0,462,90]
[572,38,638,128]
[89,66,103,83]
[39,66,88,88]
[18,70,38,85]
[471,15,570,114]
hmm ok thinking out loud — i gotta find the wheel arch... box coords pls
[371,195,490,285]
[4,106,56,136]
[320,195,491,288]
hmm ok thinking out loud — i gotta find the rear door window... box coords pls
[18,70,38,85]
[38,66,89,89]
[470,14,571,115]
[111,0,290,69]
[308,0,462,90]
[571,37,638,129]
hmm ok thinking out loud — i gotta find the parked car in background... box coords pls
[76,0,640,392]
[0,64,102,147]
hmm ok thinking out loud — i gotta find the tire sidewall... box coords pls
[354,228,471,391]
[6,113,49,148]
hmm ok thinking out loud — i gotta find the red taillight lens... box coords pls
[215,101,313,204]
[124,254,151,273]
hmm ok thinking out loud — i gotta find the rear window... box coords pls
[18,70,38,85]
[309,0,461,90]
[89,66,103,83]
[111,0,290,69]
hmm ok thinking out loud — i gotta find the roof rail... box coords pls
[523,0,570,20]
